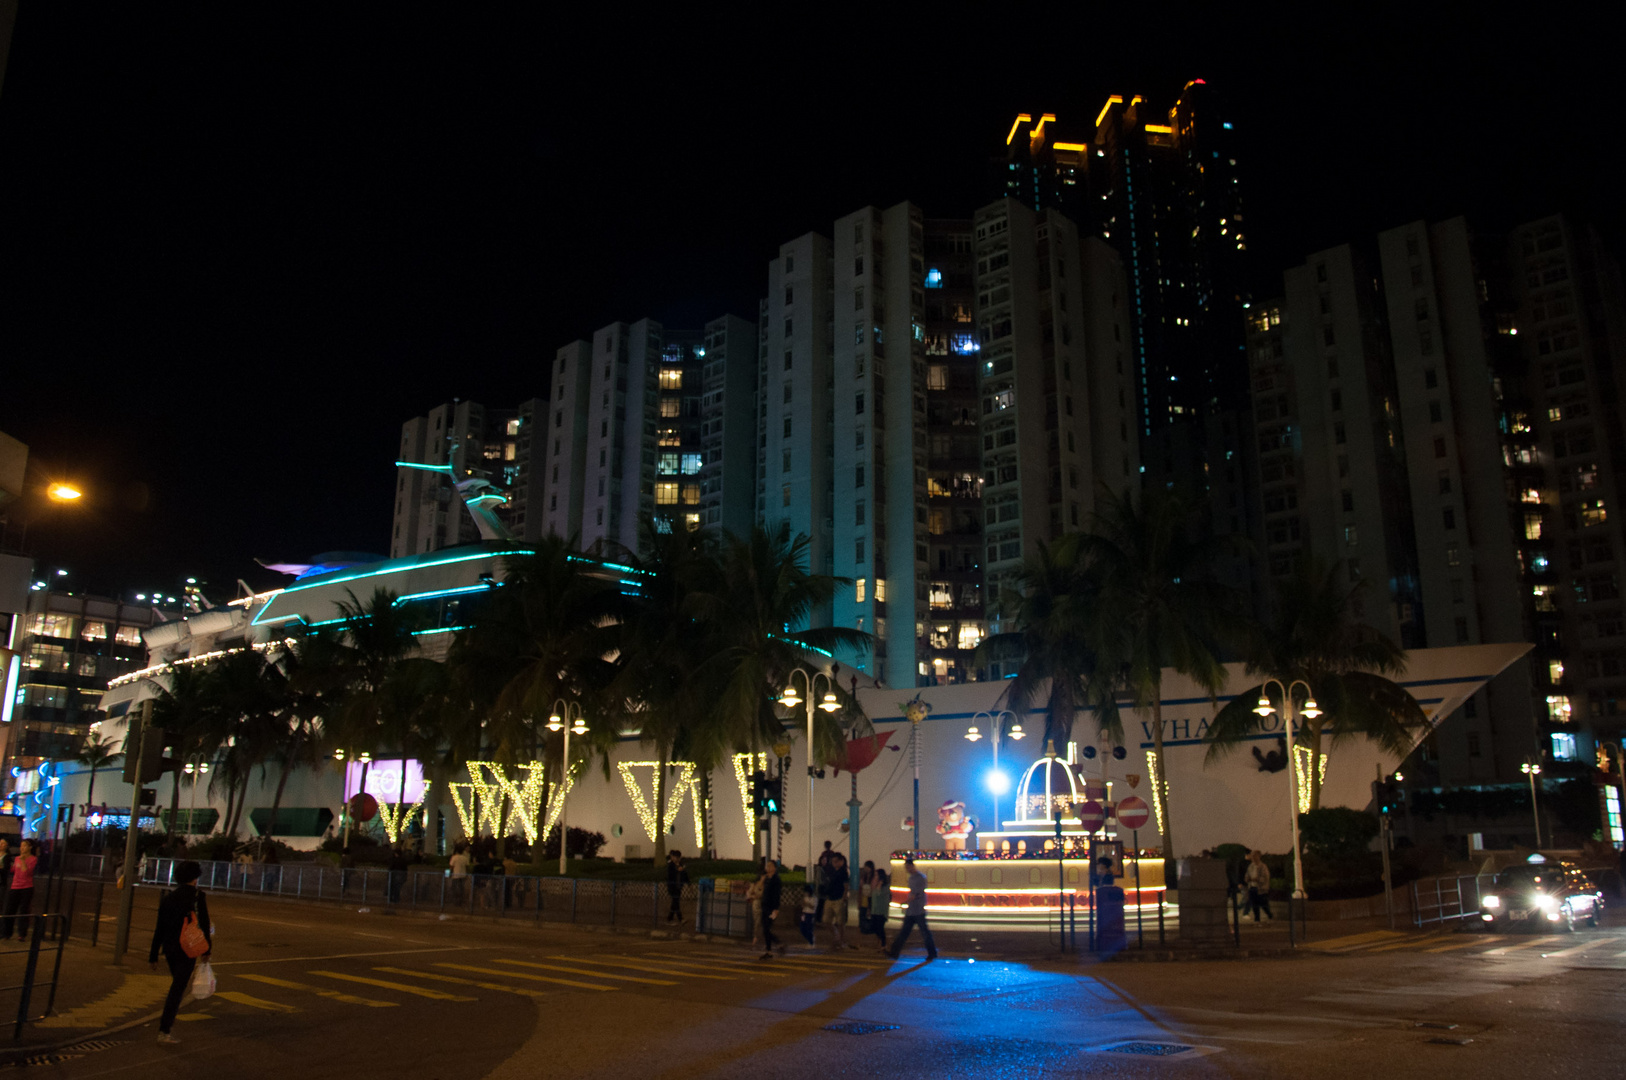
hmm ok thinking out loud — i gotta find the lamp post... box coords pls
[547,701,588,875]
[1521,759,1544,850]
[1253,679,1322,901]
[338,748,373,850]
[780,668,839,879]
[966,710,1024,838]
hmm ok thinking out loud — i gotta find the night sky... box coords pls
[0,10,1615,601]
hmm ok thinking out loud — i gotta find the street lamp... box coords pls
[548,701,588,875]
[1253,679,1322,900]
[966,710,1023,837]
[47,482,83,502]
[1521,760,1544,849]
[780,668,839,880]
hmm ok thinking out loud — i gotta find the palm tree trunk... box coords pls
[86,765,97,810]
[265,738,299,854]
[699,770,713,859]
[229,774,251,839]
[654,747,669,862]
[751,734,762,862]
[1152,696,1174,859]
[222,776,237,841]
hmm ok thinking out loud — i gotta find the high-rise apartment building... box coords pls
[1245,212,1626,791]
[762,199,1137,686]
[697,314,759,538]
[390,400,527,559]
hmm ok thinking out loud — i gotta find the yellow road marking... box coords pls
[1305,930,1406,953]
[1362,932,1454,954]
[374,966,549,998]
[679,949,876,973]
[36,974,170,1029]
[637,954,788,977]
[435,962,612,992]
[538,955,729,981]
[214,991,300,1013]
[1484,935,1562,955]
[174,1013,212,1022]
[309,970,476,1001]
[496,958,679,985]
[1425,936,1492,953]
[238,973,398,1007]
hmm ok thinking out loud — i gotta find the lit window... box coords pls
[929,583,954,609]
[957,625,983,651]
[1521,489,1542,504]
[874,579,887,603]
[1551,731,1579,762]
[80,621,108,641]
[655,483,679,505]
[925,268,943,288]
[1546,694,1572,722]
[681,453,702,475]
[1532,585,1555,611]
[681,484,700,504]
[658,453,680,475]
[1524,513,1543,540]
[856,578,867,604]
[506,418,522,435]
[684,513,701,532]
[1582,499,1608,526]
[658,427,681,446]
[660,398,682,418]
[1548,660,1565,683]
[660,370,683,390]
[927,365,947,390]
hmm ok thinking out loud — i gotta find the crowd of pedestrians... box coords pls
[746,842,934,962]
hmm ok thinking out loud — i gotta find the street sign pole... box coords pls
[112,699,151,965]
[1133,829,1143,948]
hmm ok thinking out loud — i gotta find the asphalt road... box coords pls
[23,892,1626,1079]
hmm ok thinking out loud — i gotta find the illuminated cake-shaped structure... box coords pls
[888,742,1166,924]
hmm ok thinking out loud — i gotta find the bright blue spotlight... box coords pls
[986,769,1010,795]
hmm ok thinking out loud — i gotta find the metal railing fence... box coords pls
[1412,874,1483,927]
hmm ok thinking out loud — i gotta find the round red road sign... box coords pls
[1116,795,1151,831]
[348,792,378,823]
[1077,800,1106,831]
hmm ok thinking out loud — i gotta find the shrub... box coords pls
[1298,807,1378,861]
[540,827,607,860]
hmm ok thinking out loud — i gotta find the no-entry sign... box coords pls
[1116,795,1150,831]
[1077,800,1106,831]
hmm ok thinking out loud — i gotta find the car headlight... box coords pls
[1482,894,1500,909]
[1533,893,1558,911]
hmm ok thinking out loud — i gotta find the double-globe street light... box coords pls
[548,701,588,875]
[965,710,1025,838]
[780,669,839,880]
[1253,679,1322,901]
[1521,759,1544,849]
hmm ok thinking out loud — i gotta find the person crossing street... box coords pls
[149,860,213,1046]
[885,858,936,961]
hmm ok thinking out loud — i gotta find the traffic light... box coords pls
[762,775,783,815]
[121,726,172,785]
[750,771,767,813]
[1372,776,1402,816]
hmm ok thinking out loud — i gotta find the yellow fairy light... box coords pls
[732,752,768,844]
[541,763,578,843]
[1144,754,1167,838]
[447,781,478,839]
[377,782,432,844]
[1291,744,1327,815]
[618,761,703,843]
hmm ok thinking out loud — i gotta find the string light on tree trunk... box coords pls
[732,752,768,843]
[618,761,703,843]
[1291,744,1326,815]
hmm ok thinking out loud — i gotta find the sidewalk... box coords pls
[1,938,172,1062]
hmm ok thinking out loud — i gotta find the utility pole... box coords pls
[112,699,152,965]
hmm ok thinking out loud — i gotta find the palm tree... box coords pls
[144,661,222,843]
[207,648,290,842]
[75,734,122,810]
[1081,486,1242,860]
[609,520,720,860]
[688,523,870,856]
[1205,560,1426,811]
[975,533,1120,750]
[449,536,624,850]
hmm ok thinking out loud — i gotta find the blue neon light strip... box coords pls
[391,584,494,606]
[252,549,521,625]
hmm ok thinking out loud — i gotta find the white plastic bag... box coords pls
[190,960,216,1001]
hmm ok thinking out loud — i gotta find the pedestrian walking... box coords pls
[388,847,409,904]
[885,857,937,960]
[666,850,689,923]
[1245,850,1273,922]
[758,859,784,959]
[0,839,38,940]
[865,861,890,951]
[821,853,851,950]
[149,860,212,1046]
[814,840,835,921]
[746,863,766,948]
[449,842,470,904]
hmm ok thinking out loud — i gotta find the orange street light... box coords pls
[47,482,83,502]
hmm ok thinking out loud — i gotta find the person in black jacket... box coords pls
[665,850,688,923]
[758,860,783,960]
[149,860,212,1046]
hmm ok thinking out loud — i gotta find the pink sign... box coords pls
[345,759,425,804]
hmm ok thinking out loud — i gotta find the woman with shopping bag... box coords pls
[149,860,213,1046]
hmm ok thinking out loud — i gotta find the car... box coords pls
[1480,858,1605,932]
